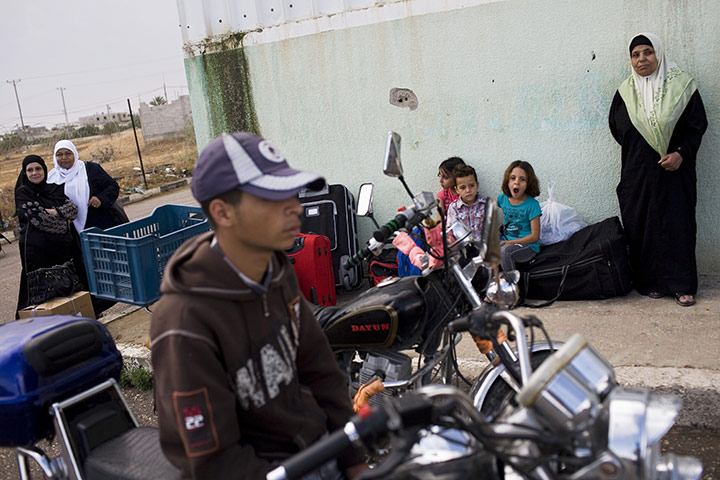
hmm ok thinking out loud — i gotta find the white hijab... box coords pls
[47,140,89,233]
[629,32,678,118]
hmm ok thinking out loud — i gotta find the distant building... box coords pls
[138,95,193,141]
[11,125,51,140]
[78,112,130,126]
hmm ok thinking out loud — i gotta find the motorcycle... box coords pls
[267,294,703,480]
[339,133,557,422]
[313,131,542,409]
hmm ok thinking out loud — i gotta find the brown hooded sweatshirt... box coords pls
[150,232,359,479]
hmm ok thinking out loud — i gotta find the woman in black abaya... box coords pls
[14,155,87,317]
[609,32,707,306]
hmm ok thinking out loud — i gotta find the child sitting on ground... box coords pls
[446,164,486,239]
[436,156,465,217]
[498,160,542,271]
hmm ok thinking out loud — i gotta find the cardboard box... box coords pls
[19,291,96,320]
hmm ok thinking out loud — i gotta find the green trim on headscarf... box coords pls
[619,68,696,156]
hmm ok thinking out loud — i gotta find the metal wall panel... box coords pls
[347,0,376,9]
[228,2,260,32]
[204,0,233,37]
[283,0,316,21]
[177,0,208,44]
[315,0,346,15]
[256,0,285,27]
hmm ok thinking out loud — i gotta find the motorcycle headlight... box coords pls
[447,221,475,252]
[608,389,703,480]
[516,334,615,433]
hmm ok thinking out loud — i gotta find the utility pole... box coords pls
[6,79,26,137]
[57,87,70,135]
[163,73,168,102]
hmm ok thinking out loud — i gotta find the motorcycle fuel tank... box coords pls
[321,276,427,349]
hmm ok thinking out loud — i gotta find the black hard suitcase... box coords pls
[517,216,632,306]
[299,184,362,289]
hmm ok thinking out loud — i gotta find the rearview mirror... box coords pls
[481,198,502,267]
[383,131,403,177]
[356,183,374,217]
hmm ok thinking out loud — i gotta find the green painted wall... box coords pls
[184,36,260,143]
[184,0,720,273]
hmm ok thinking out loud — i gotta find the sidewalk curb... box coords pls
[614,366,720,430]
[118,178,190,205]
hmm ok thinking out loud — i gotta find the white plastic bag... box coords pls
[540,183,587,245]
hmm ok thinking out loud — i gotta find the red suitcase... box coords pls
[286,234,336,306]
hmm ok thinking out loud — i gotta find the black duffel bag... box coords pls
[517,216,632,307]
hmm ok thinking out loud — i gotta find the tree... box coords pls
[73,124,100,139]
[103,122,121,136]
[149,96,167,106]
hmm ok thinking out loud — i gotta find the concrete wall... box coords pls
[78,112,130,126]
[138,95,193,141]
[182,0,720,273]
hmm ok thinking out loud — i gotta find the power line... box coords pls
[18,56,185,82]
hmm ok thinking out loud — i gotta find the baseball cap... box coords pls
[191,132,326,202]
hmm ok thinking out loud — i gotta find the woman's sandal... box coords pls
[647,292,664,299]
[674,294,696,307]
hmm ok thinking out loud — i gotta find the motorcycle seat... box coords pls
[83,426,181,480]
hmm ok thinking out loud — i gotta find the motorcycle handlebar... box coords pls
[267,407,391,480]
[267,394,438,480]
[448,306,498,336]
[343,209,430,270]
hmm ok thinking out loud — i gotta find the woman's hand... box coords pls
[89,196,102,208]
[658,152,683,171]
[45,208,58,217]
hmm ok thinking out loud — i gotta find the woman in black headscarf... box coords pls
[14,155,87,317]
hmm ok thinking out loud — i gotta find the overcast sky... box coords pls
[0,0,187,132]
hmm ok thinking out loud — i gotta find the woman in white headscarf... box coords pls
[609,33,707,307]
[47,139,120,232]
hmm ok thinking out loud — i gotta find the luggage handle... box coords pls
[521,264,570,308]
[299,184,330,198]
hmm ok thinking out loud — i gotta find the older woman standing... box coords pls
[609,33,707,306]
[47,140,120,232]
[15,155,86,317]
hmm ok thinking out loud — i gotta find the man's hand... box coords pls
[345,463,370,479]
[89,196,102,208]
[658,152,683,171]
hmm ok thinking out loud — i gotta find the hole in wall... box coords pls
[389,88,418,111]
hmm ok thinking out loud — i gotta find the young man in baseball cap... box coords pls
[150,132,367,479]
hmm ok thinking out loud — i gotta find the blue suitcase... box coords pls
[0,315,123,447]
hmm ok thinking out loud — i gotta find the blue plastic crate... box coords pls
[80,205,210,305]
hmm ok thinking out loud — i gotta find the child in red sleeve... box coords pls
[436,157,465,217]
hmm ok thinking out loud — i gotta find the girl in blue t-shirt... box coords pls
[497,160,542,271]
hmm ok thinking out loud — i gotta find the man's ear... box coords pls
[208,198,235,228]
